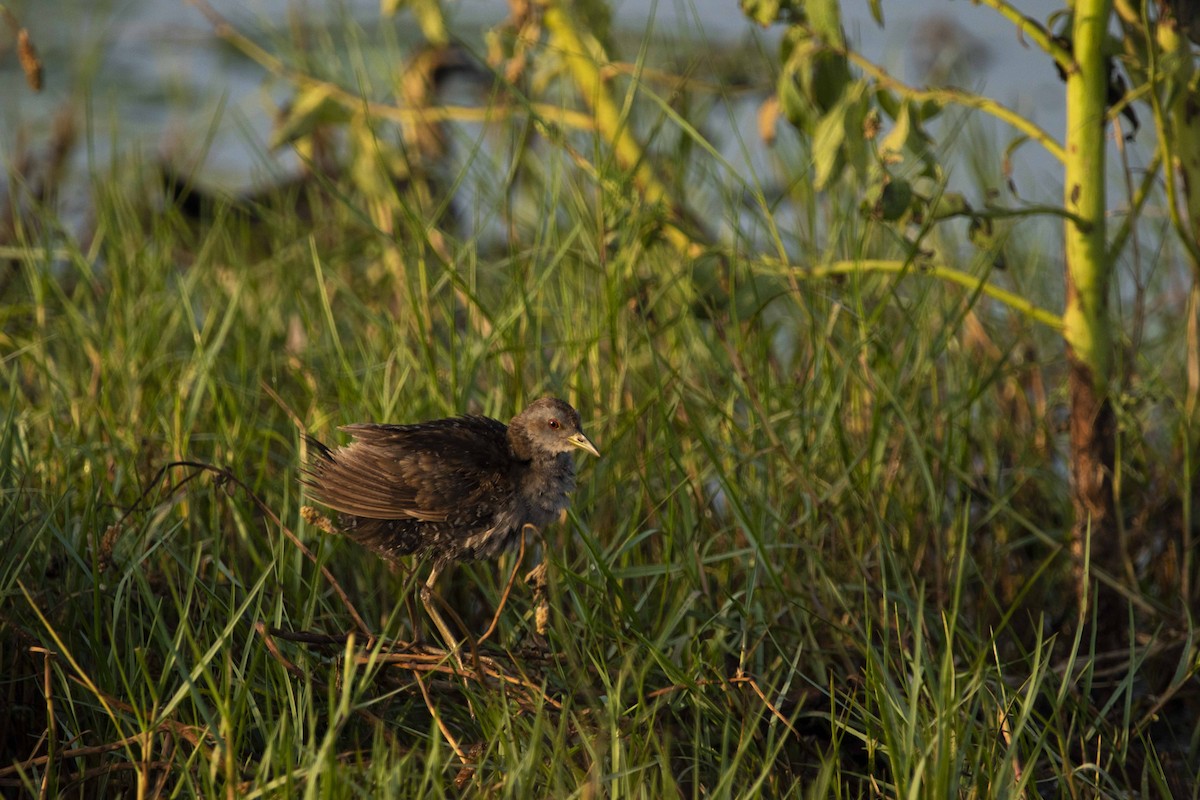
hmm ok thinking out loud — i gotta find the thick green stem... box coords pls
[1063,1,1113,385]
[1063,0,1117,605]
[763,257,1065,331]
[840,48,1065,162]
[973,0,1075,71]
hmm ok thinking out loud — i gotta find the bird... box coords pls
[301,397,599,648]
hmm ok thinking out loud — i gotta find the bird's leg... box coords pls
[478,525,531,645]
[419,563,465,669]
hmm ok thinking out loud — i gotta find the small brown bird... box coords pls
[301,397,599,644]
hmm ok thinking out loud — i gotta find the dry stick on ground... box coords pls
[414,671,469,763]
[272,623,566,714]
[255,622,307,681]
[646,676,801,738]
[0,736,157,783]
[263,627,353,647]
[264,607,568,713]
[79,682,212,753]
[365,650,564,713]
[30,646,56,800]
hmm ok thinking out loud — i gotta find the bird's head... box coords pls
[511,397,600,459]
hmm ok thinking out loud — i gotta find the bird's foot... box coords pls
[419,584,466,671]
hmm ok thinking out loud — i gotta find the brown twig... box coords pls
[737,675,799,738]
[646,675,801,738]
[258,626,567,712]
[414,671,469,762]
[264,627,353,647]
[0,761,176,790]
[255,622,306,680]
[400,651,541,707]
[262,380,304,432]
[29,646,56,799]
[0,735,151,779]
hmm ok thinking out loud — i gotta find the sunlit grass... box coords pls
[2,7,1197,798]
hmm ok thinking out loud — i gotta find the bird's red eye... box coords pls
[548,419,560,429]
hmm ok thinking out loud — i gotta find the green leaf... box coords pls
[270,84,350,150]
[812,104,847,189]
[777,24,850,118]
[878,100,939,178]
[878,102,912,160]
[878,179,913,221]
[777,73,809,128]
[779,23,810,62]
[867,0,884,27]
[874,87,900,119]
[741,0,782,27]
[930,192,972,220]
[805,0,846,46]
[810,49,851,113]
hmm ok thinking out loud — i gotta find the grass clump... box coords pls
[2,4,1198,797]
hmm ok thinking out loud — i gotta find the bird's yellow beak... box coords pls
[568,432,600,458]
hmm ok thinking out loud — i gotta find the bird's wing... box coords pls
[302,415,515,521]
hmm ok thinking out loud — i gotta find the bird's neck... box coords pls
[507,429,572,474]
[521,452,577,511]
[506,426,547,464]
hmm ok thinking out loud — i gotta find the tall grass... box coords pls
[1,7,1197,798]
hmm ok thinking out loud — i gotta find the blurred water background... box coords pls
[2,0,1069,201]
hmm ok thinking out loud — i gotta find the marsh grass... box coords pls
[2,9,1198,798]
